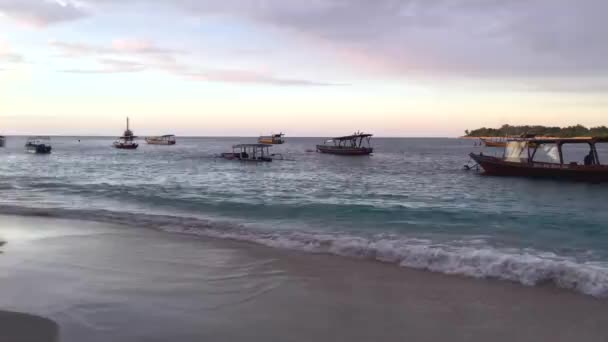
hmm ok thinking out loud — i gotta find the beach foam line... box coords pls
[1,204,607,298]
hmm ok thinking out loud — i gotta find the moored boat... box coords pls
[25,136,52,154]
[219,144,281,162]
[145,135,176,145]
[113,117,139,150]
[0,135,5,147]
[316,132,373,155]
[258,133,285,144]
[480,137,507,148]
[470,137,608,181]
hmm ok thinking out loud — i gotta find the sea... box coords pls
[1,136,607,297]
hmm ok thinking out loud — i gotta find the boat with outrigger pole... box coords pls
[219,144,286,162]
[316,131,373,155]
[468,136,608,181]
[113,117,139,150]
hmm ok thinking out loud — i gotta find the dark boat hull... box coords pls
[470,153,608,181]
[26,144,52,154]
[316,145,373,155]
[114,143,139,150]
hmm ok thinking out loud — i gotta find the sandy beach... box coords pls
[1,214,607,342]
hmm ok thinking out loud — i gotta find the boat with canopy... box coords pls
[469,137,608,181]
[25,136,52,154]
[113,117,139,150]
[258,133,285,145]
[316,132,373,155]
[219,144,279,162]
[145,135,176,145]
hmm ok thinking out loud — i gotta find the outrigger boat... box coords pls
[219,144,283,162]
[470,137,608,181]
[145,135,176,145]
[25,136,52,154]
[316,132,373,155]
[258,133,285,145]
[113,117,139,150]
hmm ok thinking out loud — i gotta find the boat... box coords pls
[113,117,139,150]
[0,136,5,147]
[258,133,285,145]
[469,137,608,181]
[316,132,373,155]
[219,144,280,162]
[145,135,176,145]
[25,136,52,154]
[480,137,507,148]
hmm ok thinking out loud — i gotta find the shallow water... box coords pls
[1,136,607,296]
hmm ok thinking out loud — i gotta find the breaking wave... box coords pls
[1,204,607,298]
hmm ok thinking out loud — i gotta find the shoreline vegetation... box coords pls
[464,124,608,138]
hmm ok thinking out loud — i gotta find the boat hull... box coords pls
[113,142,139,150]
[470,153,608,181]
[145,140,176,145]
[258,139,284,145]
[26,145,52,154]
[316,145,373,155]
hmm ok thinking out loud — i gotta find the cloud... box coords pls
[50,38,340,86]
[186,68,345,86]
[60,58,146,74]
[0,39,25,64]
[0,0,87,27]
[91,0,608,78]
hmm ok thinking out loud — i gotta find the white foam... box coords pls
[1,205,607,298]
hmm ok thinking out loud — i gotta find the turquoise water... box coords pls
[1,136,607,296]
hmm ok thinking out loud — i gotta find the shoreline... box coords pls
[2,214,608,341]
[1,207,607,298]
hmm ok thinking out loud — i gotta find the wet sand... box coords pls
[1,214,607,342]
[0,311,59,342]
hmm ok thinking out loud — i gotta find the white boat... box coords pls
[25,136,52,154]
[145,135,176,145]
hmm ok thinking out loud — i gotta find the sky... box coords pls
[0,0,607,137]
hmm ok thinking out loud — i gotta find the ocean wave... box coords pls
[0,204,607,298]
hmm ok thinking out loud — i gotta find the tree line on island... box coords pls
[465,124,608,138]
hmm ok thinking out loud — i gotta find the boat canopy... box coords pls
[332,133,373,141]
[503,137,608,165]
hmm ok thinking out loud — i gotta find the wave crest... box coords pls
[0,204,606,298]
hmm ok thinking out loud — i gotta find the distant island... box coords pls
[465,124,608,138]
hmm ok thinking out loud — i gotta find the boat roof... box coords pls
[162,135,175,137]
[510,137,608,144]
[233,143,271,148]
[332,133,373,140]
[27,136,50,140]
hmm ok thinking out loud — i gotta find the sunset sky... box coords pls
[1,0,607,136]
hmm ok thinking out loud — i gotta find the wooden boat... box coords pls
[25,136,52,154]
[316,132,373,155]
[219,144,281,162]
[470,137,608,181]
[480,138,507,148]
[145,135,176,145]
[113,117,139,150]
[258,133,285,145]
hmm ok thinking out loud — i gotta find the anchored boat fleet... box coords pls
[4,119,608,182]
